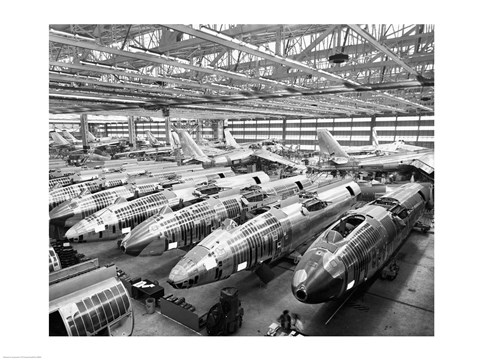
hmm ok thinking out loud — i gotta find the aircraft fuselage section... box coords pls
[292,183,430,303]
[168,180,361,289]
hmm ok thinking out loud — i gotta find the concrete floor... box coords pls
[69,218,434,336]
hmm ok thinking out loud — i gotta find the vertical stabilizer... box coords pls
[170,131,180,148]
[317,129,350,164]
[145,131,159,146]
[224,129,241,149]
[62,130,80,143]
[87,131,97,142]
[174,129,208,159]
[51,132,71,146]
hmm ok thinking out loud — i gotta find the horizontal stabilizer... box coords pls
[331,156,349,165]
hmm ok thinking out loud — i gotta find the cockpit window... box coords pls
[372,197,399,210]
[303,199,329,212]
[244,192,264,202]
[391,205,409,219]
[332,215,365,238]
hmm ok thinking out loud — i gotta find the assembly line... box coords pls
[43,23,438,340]
[48,125,434,337]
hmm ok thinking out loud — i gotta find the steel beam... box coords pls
[296,24,337,62]
[49,33,306,92]
[50,60,234,93]
[163,25,433,112]
[163,24,358,86]
[348,24,423,79]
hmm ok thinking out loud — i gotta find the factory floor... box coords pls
[70,218,434,336]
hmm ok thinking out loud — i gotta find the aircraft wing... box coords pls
[115,147,172,157]
[253,149,307,171]
[199,146,226,156]
[409,152,434,174]
[91,140,125,149]
[342,144,376,154]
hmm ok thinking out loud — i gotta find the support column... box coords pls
[104,123,108,137]
[80,114,89,152]
[128,116,137,149]
[165,117,171,145]
[163,107,171,146]
[217,119,224,141]
[370,115,377,145]
[282,118,287,143]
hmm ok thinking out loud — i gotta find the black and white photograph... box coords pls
[47,23,436,338]
[1,4,477,359]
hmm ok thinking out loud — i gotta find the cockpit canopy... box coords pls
[299,191,317,199]
[329,214,365,240]
[243,191,267,203]
[196,184,221,195]
[303,198,329,212]
[371,197,399,210]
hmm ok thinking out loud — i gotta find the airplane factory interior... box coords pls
[42,23,438,347]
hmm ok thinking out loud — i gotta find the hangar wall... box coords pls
[49,114,434,150]
[229,115,434,150]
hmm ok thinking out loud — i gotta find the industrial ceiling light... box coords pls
[328,53,349,64]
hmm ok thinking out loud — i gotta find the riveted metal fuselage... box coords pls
[168,179,361,289]
[292,182,430,303]
[121,175,314,256]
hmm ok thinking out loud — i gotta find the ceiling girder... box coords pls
[348,24,423,79]
[49,33,306,92]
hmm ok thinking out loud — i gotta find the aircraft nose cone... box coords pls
[168,264,189,289]
[121,223,158,256]
[292,266,344,304]
[49,202,74,223]
[64,220,90,240]
[64,227,76,240]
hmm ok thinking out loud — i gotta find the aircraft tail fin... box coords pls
[317,129,350,163]
[87,131,97,142]
[174,128,207,159]
[224,129,241,149]
[372,127,379,147]
[145,130,159,146]
[61,130,78,143]
[170,131,180,148]
[51,132,71,146]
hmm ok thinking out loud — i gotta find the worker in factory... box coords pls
[277,310,292,331]
[291,313,304,333]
